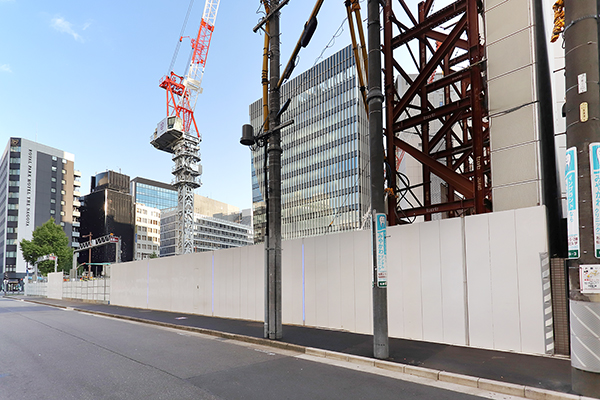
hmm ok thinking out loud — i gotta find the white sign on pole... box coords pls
[580,265,600,293]
[590,143,600,258]
[566,147,580,259]
[578,73,587,94]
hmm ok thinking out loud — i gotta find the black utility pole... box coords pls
[564,0,600,395]
[367,0,389,359]
[266,0,283,340]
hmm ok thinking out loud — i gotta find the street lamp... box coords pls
[240,100,293,340]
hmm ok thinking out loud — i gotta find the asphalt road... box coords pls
[0,298,520,400]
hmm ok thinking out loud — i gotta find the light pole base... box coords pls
[572,367,600,397]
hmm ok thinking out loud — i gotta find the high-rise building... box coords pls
[130,177,178,211]
[249,45,369,242]
[129,177,178,260]
[78,171,134,269]
[0,137,81,279]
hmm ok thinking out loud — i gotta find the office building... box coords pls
[78,171,134,269]
[130,177,178,211]
[249,44,369,242]
[130,177,178,260]
[0,137,81,279]
[160,194,253,256]
[134,203,160,260]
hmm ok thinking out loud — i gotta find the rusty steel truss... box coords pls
[383,0,490,225]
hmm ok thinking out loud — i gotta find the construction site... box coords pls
[20,0,600,396]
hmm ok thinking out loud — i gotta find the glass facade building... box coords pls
[249,45,370,242]
[130,177,177,211]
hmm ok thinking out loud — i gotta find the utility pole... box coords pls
[367,0,389,359]
[266,0,283,340]
[564,0,600,395]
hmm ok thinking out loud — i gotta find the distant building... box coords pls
[134,203,160,260]
[160,194,253,256]
[0,137,81,280]
[249,44,370,242]
[130,177,177,211]
[78,171,134,270]
[129,177,177,260]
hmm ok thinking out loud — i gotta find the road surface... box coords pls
[0,298,520,399]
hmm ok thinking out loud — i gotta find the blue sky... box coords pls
[0,0,366,210]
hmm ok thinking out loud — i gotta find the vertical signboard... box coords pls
[373,213,387,288]
[590,143,600,258]
[566,147,579,258]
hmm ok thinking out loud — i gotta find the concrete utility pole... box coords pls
[367,0,389,359]
[266,0,283,340]
[564,0,600,395]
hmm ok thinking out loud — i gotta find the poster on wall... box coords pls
[566,147,580,259]
[580,265,600,294]
[590,143,600,258]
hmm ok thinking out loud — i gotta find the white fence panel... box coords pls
[23,205,550,356]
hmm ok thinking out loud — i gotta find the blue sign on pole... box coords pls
[566,147,579,259]
[589,143,600,258]
[375,213,387,288]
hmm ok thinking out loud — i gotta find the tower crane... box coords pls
[150,0,221,255]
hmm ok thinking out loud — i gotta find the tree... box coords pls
[149,252,158,259]
[20,218,73,275]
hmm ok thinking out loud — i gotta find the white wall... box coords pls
[47,272,63,299]
[109,206,549,355]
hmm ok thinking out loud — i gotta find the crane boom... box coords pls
[184,0,221,125]
[156,0,220,140]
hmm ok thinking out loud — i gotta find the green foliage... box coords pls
[149,252,158,259]
[19,218,73,275]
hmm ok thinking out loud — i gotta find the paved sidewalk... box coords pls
[6,295,576,397]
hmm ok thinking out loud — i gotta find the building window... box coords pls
[8,181,19,187]
[62,159,67,164]
[50,210,55,214]
[51,188,56,193]
[52,156,57,161]
[9,169,19,175]
[60,201,65,206]
[62,169,66,175]
[7,204,18,210]
[51,166,57,172]
[51,177,56,182]
[61,190,66,195]
[60,211,65,216]
[50,199,56,203]
[8,192,18,198]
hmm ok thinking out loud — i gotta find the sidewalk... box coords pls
[6,295,579,398]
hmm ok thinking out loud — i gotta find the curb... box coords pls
[14,297,595,400]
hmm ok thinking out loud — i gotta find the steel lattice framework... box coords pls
[152,0,220,255]
[383,0,490,225]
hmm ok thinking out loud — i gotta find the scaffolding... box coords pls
[382,0,490,224]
